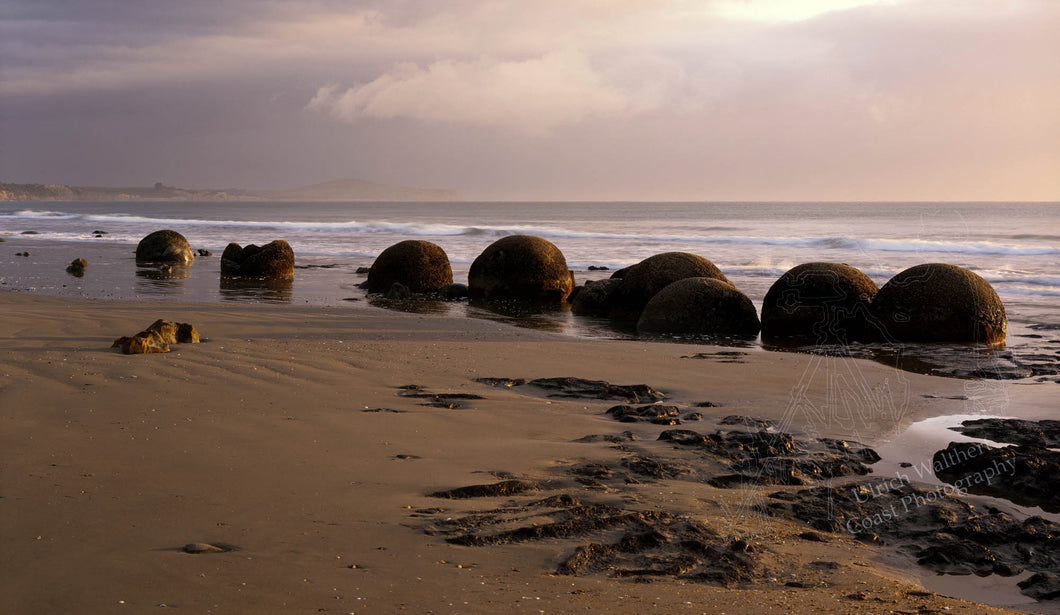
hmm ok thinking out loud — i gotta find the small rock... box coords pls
[197,248,211,256]
[386,282,412,300]
[438,283,469,301]
[181,543,223,554]
[66,257,88,276]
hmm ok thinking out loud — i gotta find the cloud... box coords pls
[2,0,1058,198]
[307,50,672,133]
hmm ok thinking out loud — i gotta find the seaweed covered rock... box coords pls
[468,235,574,304]
[608,252,730,321]
[136,230,194,264]
[366,239,453,294]
[637,277,760,338]
[220,240,295,279]
[761,262,877,343]
[869,263,1006,344]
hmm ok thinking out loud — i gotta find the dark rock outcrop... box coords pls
[220,240,295,279]
[869,263,1006,344]
[637,277,760,338]
[428,480,541,499]
[933,441,1060,513]
[606,404,684,425]
[658,429,878,486]
[421,493,759,587]
[135,230,194,264]
[527,377,665,402]
[951,418,1060,448]
[366,239,453,294]
[760,262,878,343]
[1020,572,1060,601]
[468,235,574,304]
[762,482,1060,586]
[606,252,730,321]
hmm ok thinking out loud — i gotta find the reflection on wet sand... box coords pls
[136,264,191,294]
[761,339,1048,381]
[367,297,455,315]
[466,300,572,334]
[220,276,293,303]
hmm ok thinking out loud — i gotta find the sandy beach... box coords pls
[2,291,1057,614]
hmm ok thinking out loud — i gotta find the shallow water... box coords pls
[2,201,1058,383]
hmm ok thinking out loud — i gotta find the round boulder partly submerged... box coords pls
[366,240,453,294]
[761,262,878,343]
[136,230,194,264]
[220,240,295,279]
[869,263,1006,345]
[468,235,574,304]
[637,277,760,338]
[609,252,730,321]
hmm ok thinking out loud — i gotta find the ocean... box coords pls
[2,200,1058,379]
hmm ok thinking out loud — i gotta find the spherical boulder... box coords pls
[761,262,878,343]
[220,240,295,279]
[136,230,194,264]
[609,252,730,320]
[869,263,1006,345]
[637,277,760,338]
[468,235,574,304]
[365,240,453,294]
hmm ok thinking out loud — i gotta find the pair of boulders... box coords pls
[760,262,1006,345]
[365,236,574,305]
[221,240,295,279]
[112,319,200,354]
[571,252,760,338]
[137,230,294,280]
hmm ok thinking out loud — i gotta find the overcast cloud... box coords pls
[1,0,1057,200]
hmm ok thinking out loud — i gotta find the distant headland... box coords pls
[0,178,462,202]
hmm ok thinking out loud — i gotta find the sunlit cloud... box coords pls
[307,49,701,133]
[714,0,899,22]
[1,0,1057,199]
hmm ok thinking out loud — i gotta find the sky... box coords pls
[1,0,1057,201]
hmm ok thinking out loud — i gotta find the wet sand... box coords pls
[1,291,1055,614]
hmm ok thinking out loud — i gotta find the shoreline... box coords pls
[3,234,1058,385]
[2,291,1056,613]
